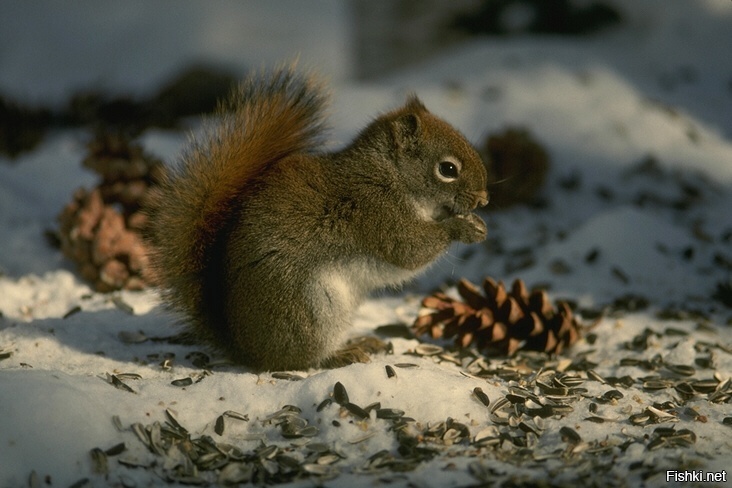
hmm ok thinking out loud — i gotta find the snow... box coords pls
[2,1,732,487]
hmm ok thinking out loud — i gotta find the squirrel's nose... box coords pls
[475,190,489,208]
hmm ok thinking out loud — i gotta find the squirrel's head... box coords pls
[375,96,488,221]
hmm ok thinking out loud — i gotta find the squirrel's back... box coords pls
[145,67,328,342]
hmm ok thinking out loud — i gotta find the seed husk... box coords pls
[343,402,369,419]
[415,343,444,356]
[317,454,341,465]
[223,410,249,422]
[89,448,108,475]
[118,330,147,344]
[271,372,304,381]
[559,426,581,444]
[602,389,624,401]
[109,374,136,394]
[214,415,225,436]
[171,377,193,387]
[333,382,349,405]
[217,462,253,484]
[111,296,135,314]
[642,379,672,391]
[164,408,187,433]
[691,379,719,393]
[587,370,605,383]
[302,463,334,476]
[104,442,126,456]
[385,365,397,378]
[63,305,82,319]
[473,387,490,407]
[317,398,333,412]
[376,408,405,420]
[664,363,696,377]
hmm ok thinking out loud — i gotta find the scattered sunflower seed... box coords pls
[333,382,349,405]
[117,330,148,344]
[215,415,225,435]
[171,377,193,387]
[385,365,397,378]
[559,426,582,444]
[343,402,369,420]
[89,448,108,475]
[63,305,82,319]
[472,387,490,407]
[107,374,136,394]
[271,372,304,381]
[111,295,134,314]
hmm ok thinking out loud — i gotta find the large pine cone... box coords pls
[413,277,581,355]
[57,132,164,292]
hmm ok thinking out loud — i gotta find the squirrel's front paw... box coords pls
[445,213,487,243]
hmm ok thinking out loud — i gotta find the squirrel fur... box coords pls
[145,67,488,371]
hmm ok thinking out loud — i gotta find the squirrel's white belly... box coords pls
[310,258,425,330]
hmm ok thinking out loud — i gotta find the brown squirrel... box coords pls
[144,67,488,371]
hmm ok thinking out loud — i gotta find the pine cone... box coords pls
[480,128,549,208]
[413,277,581,355]
[57,132,164,292]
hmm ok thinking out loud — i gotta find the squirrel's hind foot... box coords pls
[320,336,390,369]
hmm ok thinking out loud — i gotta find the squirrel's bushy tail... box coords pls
[145,67,328,330]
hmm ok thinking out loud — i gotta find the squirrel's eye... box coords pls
[437,160,459,180]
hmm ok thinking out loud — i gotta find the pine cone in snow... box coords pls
[57,132,164,292]
[413,277,581,355]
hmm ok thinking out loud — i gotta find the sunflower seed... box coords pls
[385,365,397,378]
[223,410,249,422]
[674,382,695,396]
[691,378,719,393]
[271,372,304,381]
[472,387,490,407]
[376,408,404,420]
[89,448,108,475]
[109,375,136,394]
[217,462,253,484]
[63,305,82,319]
[587,370,606,383]
[111,296,134,314]
[171,377,193,387]
[316,454,341,465]
[602,389,624,401]
[317,398,333,412]
[333,382,349,405]
[642,379,672,390]
[349,432,376,444]
[257,445,279,459]
[559,426,581,444]
[118,330,147,344]
[343,402,369,419]
[664,363,695,377]
[104,442,126,456]
[214,415,225,435]
[415,343,443,356]
[302,463,334,476]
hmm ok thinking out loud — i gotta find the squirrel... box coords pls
[144,67,489,371]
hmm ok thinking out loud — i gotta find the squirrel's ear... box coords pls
[405,95,427,112]
[392,112,422,149]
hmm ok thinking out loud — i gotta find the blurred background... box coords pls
[1,0,730,159]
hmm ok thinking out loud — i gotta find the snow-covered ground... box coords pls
[1,1,732,487]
